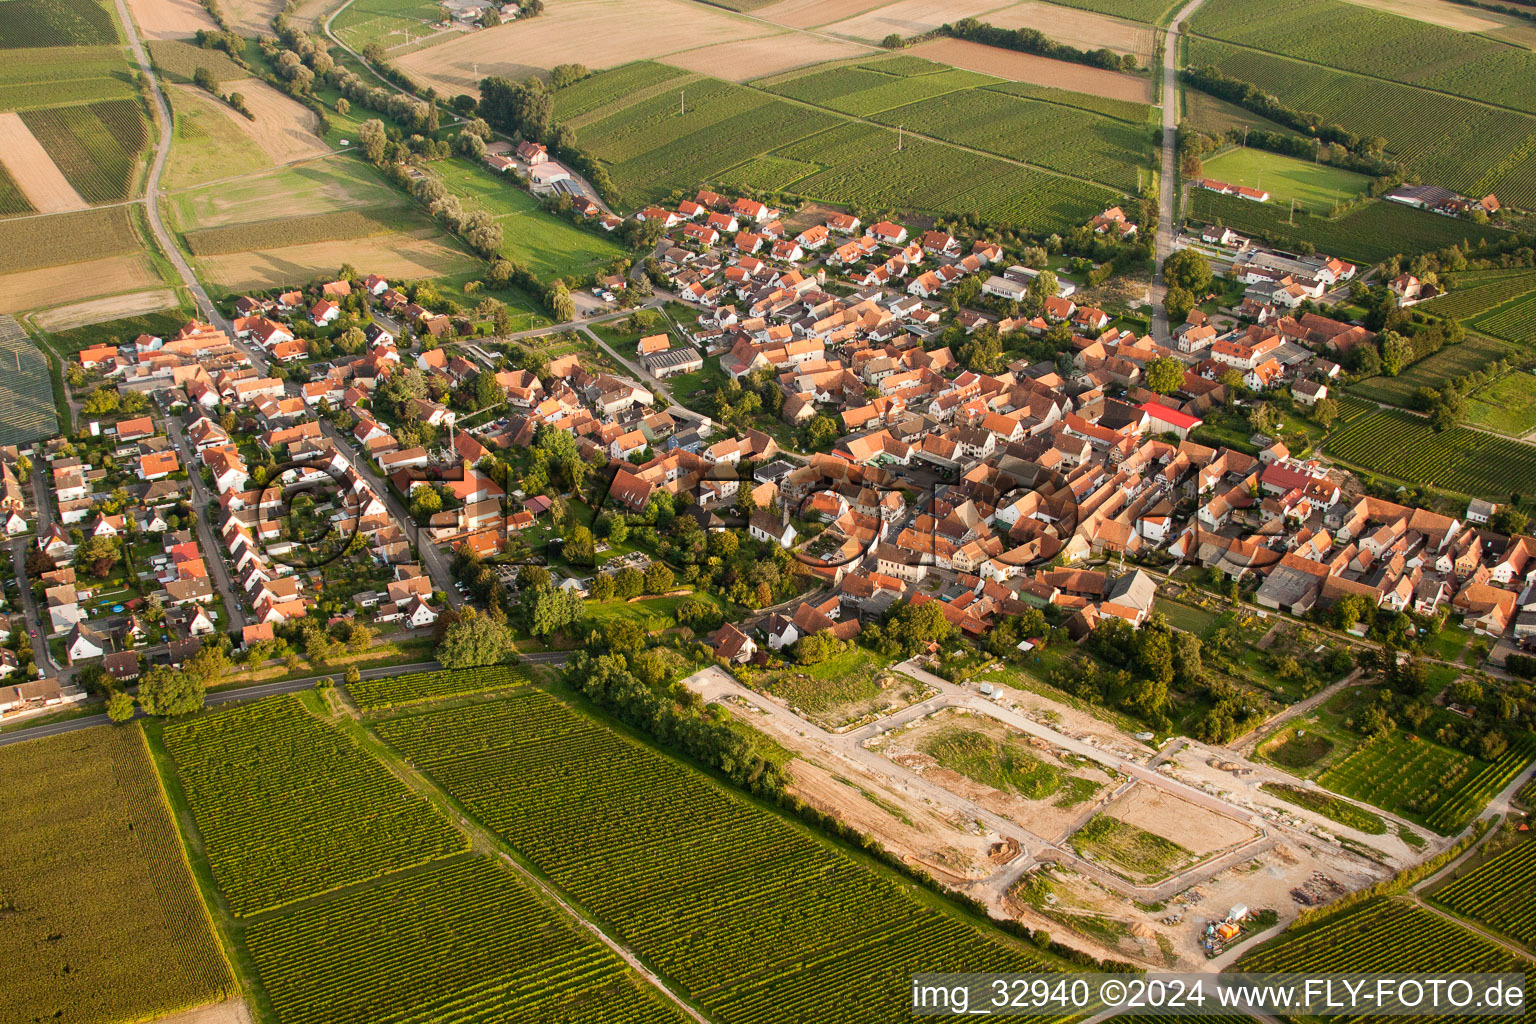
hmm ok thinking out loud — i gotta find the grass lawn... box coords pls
[1158,600,1220,635]
[1073,814,1193,881]
[1262,728,1336,771]
[1200,147,1370,213]
[583,590,733,632]
[433,158,624,282]
[1464,371,1536,436]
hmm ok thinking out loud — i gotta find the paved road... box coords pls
[21,472,61,676]
[1152,0,1209,342]
[166,419,251,630]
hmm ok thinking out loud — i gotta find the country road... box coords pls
[1153,0,1208,342]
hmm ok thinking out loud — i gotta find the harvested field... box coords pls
[222,79,329,163]
[910,37,1154,101]
[127,0,219,39]
[1339,0,1526,32]
[169,158,404,229]
[395,0,764,98]
[824,0,1019,42]
[185,208,417,255]
[756,0,893,29]
[195,230,479,290]
[984,1,1155,60]
[0,254,162,313]
[1106,785,1256,857]
[223,0,285,33]
[0,112,87,213]
[165,85,271,190]
[32,287,180,330]
[665,34,878,82]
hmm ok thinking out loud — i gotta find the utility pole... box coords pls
[1289,198,1296,226]
[897,125,903,152]
[680,90,686,116]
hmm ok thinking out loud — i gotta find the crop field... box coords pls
[1072,814,1193,880]
[244,855,690,1024]
[0,315,60,445]
[162,694,466,917]
[1464,371,1536,436]
[1184,89,1299,138]
[1435,836,1536,946]
[565,63,1122,228]
[163,85,270,190]
[348,663,534,711]
[1260,781,1386,834]
[1199,147,1369,209]
[1186,38,1536,206]
[44,306,188,355]
[0,726,233,1024]
[867,88,1152,191]
[1349,333,1516,407]
[169,157,409,229]
[1421,733,1536,833]
[554,62,696,129]
[1239,896,1525,987]
[148,39,251,85]
[922,724,1099,805]
[377,691,1066,1024]
[1316,728,1497,831]
[1474,291,1536,342]
[183,208,423,256]
[330,0,445,53]
[1190,0,1536,115]
[1421,271,1536,324]
[766,64,999,117]
[1042,0,1174,21]
[0,162,32,216]
[1324,407,1536,499]
[21,99,148,203]
[1191,190,1508,263]
[0,0,120,48]
[0,45,135,112]
[0,206,138,273]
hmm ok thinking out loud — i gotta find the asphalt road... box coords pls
[166,419,251,631]
[1152,0,1210,343]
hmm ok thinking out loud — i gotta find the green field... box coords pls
[1435,835,1536,946]
[433,157,625,280]
[1464,371,1536,436]
[1191,189,1509,263]
[162,694,466,917]
[1421,270,1536,325]
[21,98,148,203]
[183,207,431,256]
[552,61,693,124]
[1073,814,1193,880]
[163,85,271,191]
[348,663,535,711]
[331,0,446,53]
[1474,291,1536,342]
[0,726,233,1023]
[0,0,120,48]
[43,306,189,355]
[920,722,1100,806]
[0,44,135,112]
[168,157,413,232]
[376,690,1067,1024]
[584,590,734,631]
[1260,782,1386,834]
[1184,89,1300,138]
[1186,36,1536,207]
[0,162,31,216]
[148,39,251,85]
[1324,407,1536,499]
[564,62,1121,230]
[1239,895,1524,980]
[244,855,690,1024]
[1350,333,1516,407]
[0,316,60,445]
[1045,0,1173,21]
[1199,147,1369,211]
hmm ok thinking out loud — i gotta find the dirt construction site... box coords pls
[684,660,1407,967]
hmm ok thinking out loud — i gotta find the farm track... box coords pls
[1154,0,1207,342]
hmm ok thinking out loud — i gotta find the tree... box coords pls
[602,618,646,653]
[615,566,644,599]
[885,600,955,656]
[1164,285,1196,325]
[344,665,362,685]
[106,690,136,723]
[1379,330,1413,377]
[1145,357,1183,395]
[1026,268,1058,308]
[358,118,388,165]
[803,414,839,450]
[82,387,120,416]
[881,32,904,47]
[437,609,517,665]
[795,631,844,665]
[1492,506,1530,536]
[193,66,216,91]
[528,587,585,638]
[1313,396,1338,428]
[589,572,616,600]
[565,525,596,565]
[1163,248,1213,294]
[137,665,204,717]
[643,561,674,594]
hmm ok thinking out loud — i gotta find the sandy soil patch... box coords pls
[985,1,1154,60]
[196,229,477,289]
[221,79,329,164]
[822,0,1016,42]
[127,0,220,39]
[665,33,878,82]
[910,37,1153,101]
[149,999,253,1024]
[757,0,896,30]
[1103,784,1258,857]
[33,288,179,330]
[1339,0,1521,32]
[0,113,87,214]
[0,255,161,314]
[396,0,765,98]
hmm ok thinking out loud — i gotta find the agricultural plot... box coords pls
[1239,896,1525,984]
[1190,0,1536,115]
[0,0,120,48]
[163,85,271,191]
[1260,782,1386,834]
[1199,148,1369,210]
[1435,835,1536,946]
[0,316,60,445]
[183,208,424,256]
[749,645,932,729]
[169,158,409,229]
[21,98,148,203]
[148,39,250,84]
[0,45,136,113]
[0,726,233,1024]
[1191,190,1508,264]
[376,691,1066,1024]
[1421,271,1536,324]
[1464,372,1536,436]
[1474,291,1536,343]
[0,161,34,216]
[330,0,446,54]
[986,79,1153,123]
[44,306,189,355]
[1421,733,1536,833]
[1072,813,1193,881]
[767,64,1000,117]
[552,60,694,126]
[1039,0,1173,22]
[348,663,533,711]
[1324,407,1536,499]
[244,855,690,1024]
[1349,333,1516,407]
[1184,89,1299,138]
[162,694,466,917]
[1186,38,1536,207]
